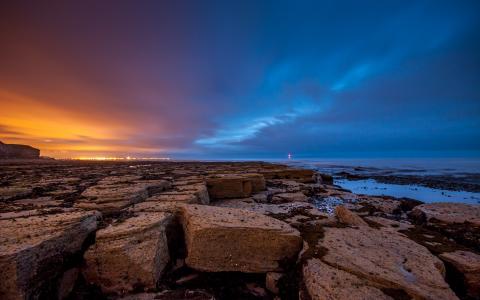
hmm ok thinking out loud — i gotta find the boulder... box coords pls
[303,259,394,300]
[439,250,480,298]
[180,204,302,272]
[0,141,40,159]
[0,210,100,300]
[206,174,265,200]
[319,226,458,300]
[335,205,368,227]
[83,212,174,295]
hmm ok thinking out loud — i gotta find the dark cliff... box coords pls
[0,141,40,159]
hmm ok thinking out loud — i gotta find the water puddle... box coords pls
[336,178,480,204]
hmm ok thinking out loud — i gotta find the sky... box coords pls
[0,0,479,159]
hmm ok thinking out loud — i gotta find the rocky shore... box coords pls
[0,160,479,300]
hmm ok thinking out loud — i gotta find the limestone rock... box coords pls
[335,205,368,226]
[118,289,216,300]
[411,203,480,226]
[83,212,174,295]
[266,272,283,294]
[271,192,308,203]
[0,210,100,300]
[75,180,171,214]
[0,186,32,201]
[357,196,401,214]
[206,174,265,200]
[181,204,302,272]
[439,250,480,298]
[320,226,458,300]
[261,168,315,183]
[303,258,394,300]
[149,183,209,204]
[364,216,413,232]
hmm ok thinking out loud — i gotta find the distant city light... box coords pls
[72,156,171,161]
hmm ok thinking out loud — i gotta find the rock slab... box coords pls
[318,226,458,300]
[181,204,302,272]
[0,209,99,300]
[83,212,174,295]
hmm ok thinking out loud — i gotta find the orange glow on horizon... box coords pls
[72,156,171,161]
[0,89,169,158]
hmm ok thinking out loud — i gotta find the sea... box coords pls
[279,158,480,205]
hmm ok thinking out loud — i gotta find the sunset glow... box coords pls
[0,1,479,159]
[73,156,171,161]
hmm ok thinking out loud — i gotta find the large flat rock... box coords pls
[303,258,394,300]
[181,204,302,272]
[148,182,209,204]
[75,179,171,214]
[83,212,174,295]
[318,226,458,300]
[0,209,100,300]
[411,203,480,226]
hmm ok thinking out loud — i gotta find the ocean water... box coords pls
[282,158,480,204]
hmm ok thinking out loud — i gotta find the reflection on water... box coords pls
[337,178,480,204]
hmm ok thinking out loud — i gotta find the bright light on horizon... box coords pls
[72,156,171,161]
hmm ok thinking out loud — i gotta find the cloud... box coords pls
[0,0,479,158]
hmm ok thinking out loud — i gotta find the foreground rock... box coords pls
[0,209,99,300]
[1,160,472,299]
[83,212,174,295]
[439,250,480,299]
[181,204,302,272]
[313,226,458,300]
[303,258,394,300]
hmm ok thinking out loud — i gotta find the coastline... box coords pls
[1,160,479,299]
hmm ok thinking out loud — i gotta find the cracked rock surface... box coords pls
[0,160,478,300]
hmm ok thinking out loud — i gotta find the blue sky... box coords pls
[0,0,479,158]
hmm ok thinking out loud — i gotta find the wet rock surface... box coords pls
[0,160,478,299]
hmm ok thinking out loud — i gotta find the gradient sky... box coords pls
[1,1,479,159]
